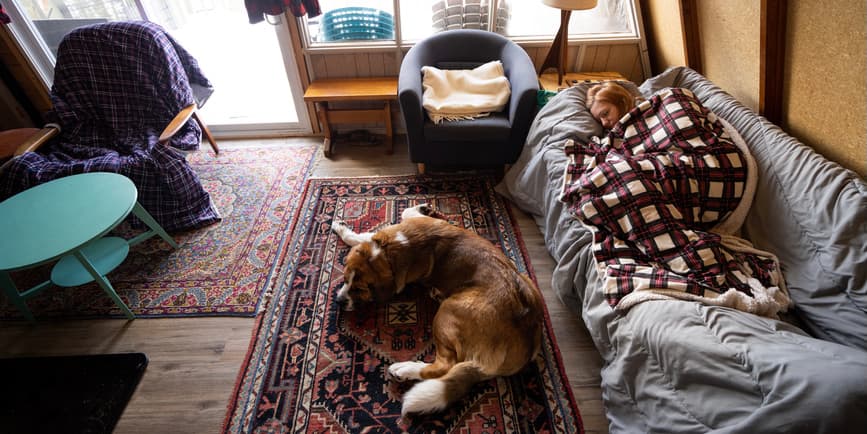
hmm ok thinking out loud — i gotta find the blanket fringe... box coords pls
[616,282,790,319]
[428,112,492,124]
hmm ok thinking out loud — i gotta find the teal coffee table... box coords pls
[0,172,178,320]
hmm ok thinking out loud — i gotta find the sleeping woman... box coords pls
[586,81,640,129]
[562,81,791,318]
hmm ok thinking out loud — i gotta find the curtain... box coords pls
[1,2,11,24]
[245,0,321,24]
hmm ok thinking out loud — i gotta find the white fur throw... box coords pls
[421,60,511,124]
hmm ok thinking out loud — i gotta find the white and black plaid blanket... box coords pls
[561,88,790,317]
[0,21,219,232]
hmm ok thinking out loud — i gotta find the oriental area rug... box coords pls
[0,143,316,319]
[223,175,583,434]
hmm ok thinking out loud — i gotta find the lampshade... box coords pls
[542,0,598,10]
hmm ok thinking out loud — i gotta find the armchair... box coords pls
[398,29,539,173]
[0,21,219,232]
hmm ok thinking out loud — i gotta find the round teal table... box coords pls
[0,172,178,320]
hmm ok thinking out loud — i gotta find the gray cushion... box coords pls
[423,112,511,142]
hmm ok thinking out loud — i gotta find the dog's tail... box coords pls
[400,361,487,416]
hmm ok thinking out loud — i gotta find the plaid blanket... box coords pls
[560,88,790,317]
[0,21,219,232]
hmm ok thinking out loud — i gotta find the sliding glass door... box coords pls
[4,0,310,137]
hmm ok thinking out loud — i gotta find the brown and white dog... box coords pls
[332,204,544,417]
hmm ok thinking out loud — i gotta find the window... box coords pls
[7,0,311,134]
[306,0,395,44]
[304,0,639,47]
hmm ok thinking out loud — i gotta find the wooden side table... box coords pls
[303,77,398,158]
[539,71,627,92]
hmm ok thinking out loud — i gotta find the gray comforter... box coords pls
[497,67,867,433]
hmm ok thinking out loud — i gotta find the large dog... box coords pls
[332,204,544,417]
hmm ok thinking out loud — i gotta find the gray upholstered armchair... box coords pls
[398,29,539,173]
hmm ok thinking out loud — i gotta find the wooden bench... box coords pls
[303,77,398,158]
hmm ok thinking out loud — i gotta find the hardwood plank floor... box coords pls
[0,137,608,433]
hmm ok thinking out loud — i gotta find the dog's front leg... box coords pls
[401,203,434,220]
[331,220,374,246]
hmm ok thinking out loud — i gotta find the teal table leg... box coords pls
[0,272,35,322]
[130,202,178,248]
[73,250,135,320]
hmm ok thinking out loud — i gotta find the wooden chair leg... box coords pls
[192,111,219,155]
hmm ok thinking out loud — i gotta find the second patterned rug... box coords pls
[0,143,317,318]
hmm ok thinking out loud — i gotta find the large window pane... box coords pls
[20,0,142,57]
[306,0,395,44]
[400,0,509,42]
[396,0,635,45]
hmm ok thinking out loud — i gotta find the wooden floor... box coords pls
[0,137,608,434]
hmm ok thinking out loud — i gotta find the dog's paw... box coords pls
[417,204,433,216]
[331,219,349,231]
[388,361,427,382]
[331,220,350,235]
[401,204,434,220]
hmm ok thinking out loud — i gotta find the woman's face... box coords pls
[590,100,622,129]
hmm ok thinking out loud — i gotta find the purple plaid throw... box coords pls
[0,21,219,232]
[561,88,789,317]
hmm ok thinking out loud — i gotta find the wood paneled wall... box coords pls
[305,43,646,84]
[696,0,761,111]
[641,0,866,178]
[783,0,866,178]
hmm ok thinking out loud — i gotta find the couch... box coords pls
[496,66,867,433]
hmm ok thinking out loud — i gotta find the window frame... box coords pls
[300,0,644,53]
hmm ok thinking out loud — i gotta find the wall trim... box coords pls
[759,0,786,125]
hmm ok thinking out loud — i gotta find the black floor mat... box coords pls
[0,352,148,434]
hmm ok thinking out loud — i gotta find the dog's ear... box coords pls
[366,233,405,298]
[360,237,393,292]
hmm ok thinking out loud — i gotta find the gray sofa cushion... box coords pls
[423,112,511,142]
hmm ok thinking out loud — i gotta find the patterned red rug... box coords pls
[0,143,316,318]
[223,175,583,434]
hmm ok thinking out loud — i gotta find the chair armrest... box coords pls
[501,43,539,152]
[159,103,197,144]
[398,48,429,147]
[12,125,60,157]
[502,42,540,126]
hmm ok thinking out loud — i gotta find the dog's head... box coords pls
[336,238,400,311]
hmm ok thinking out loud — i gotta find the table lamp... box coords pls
[538,0,598,85]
